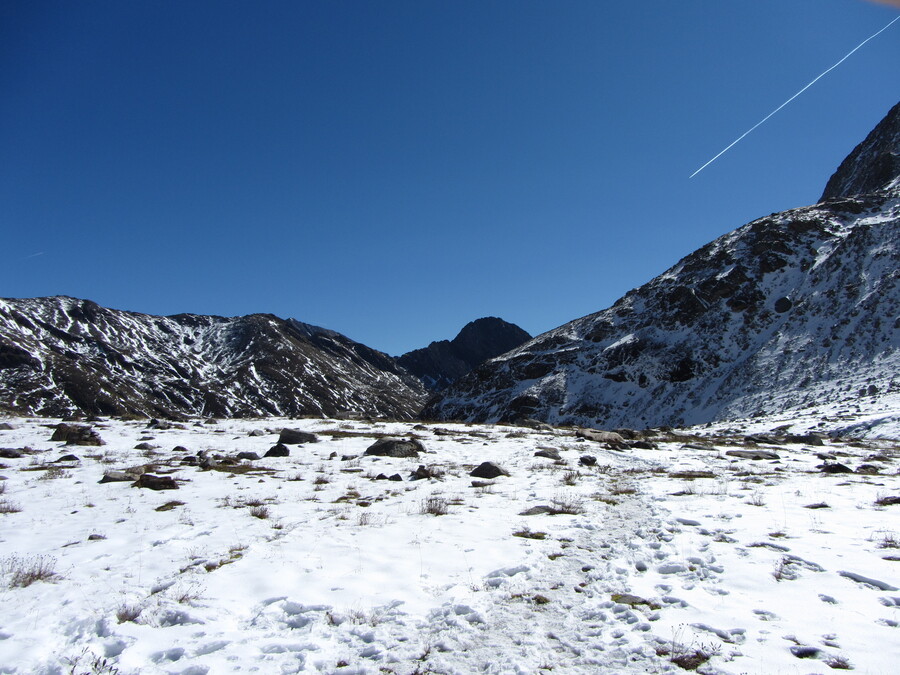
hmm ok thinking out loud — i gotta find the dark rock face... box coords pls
[820,100,900,201]
[469,462,508,479]
[264,444,290,458]
[0,299,428,419]
[398,317,531,391]
[425,101,900,429]
[50,423,104,446]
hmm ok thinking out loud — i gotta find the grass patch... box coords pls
[0,499,22,514]
[3,554,58,588]
[513,527,547,540]
[420,496,449,516]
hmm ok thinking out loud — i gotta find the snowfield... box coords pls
[0,411,898,674]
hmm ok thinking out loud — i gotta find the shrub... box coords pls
[116,603,143,623]
[249,505,270,519]
[420,496,449,516]
[3,554,58,588]
[0,499,22,514]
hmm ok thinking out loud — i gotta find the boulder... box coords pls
[726,449,781,460]
[264,443,290,458]
[99,471,135,483]
[278,429,319,445]
[576,429,626,445]
[132,474,179,490]
[0,448,23,459]
[248,429,266,437]
[470,462,508,479]
[134,442,156,451]
[55,454,80,463]
[579,455,597,466]
[364,438,424,458]
[534,448,561,460]
[50,423,104,446]
[236,452,260,461]
[819,463,853,474]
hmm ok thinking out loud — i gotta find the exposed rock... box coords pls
[364,438,423,458]
[629,440,658,450]
[248,429,265,437]
[518,418,553,431]
[55,454,79,463]
[579,455,597,466]
[0,423,14,431]
[410,465,437,481]
[264,443,290,458]
[134,442,156,451]
[519,505,556,516]
[0,448,23,459]
[576,429,627,446]
[236,452,260,461]
[470,462,508,479]
[783,434,825,446]
[278,429,318,445]
[132,474,179,490]
[388,473,403,482]
[726,449,781,460]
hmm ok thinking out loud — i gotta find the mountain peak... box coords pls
[820,100,900,201]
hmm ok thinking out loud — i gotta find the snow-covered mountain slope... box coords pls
[425,102,900,429]
[0,297,427,419]
[398,317,531,391]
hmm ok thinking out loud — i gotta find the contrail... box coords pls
[690,15,900,179]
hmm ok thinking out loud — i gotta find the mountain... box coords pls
[0,296,428,419]
[397,317,531,391]
[424,101,900,428]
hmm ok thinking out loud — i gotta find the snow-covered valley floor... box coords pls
[0,412,898,674]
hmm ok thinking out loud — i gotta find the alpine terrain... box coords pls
[397,317,531,391]
[424,101,900,430]
[0,297,428,419]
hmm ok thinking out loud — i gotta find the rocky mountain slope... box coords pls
[424,101,900,428]
[397,317,531,390]
[0,297,428,419]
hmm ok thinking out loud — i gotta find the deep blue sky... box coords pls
[2,1,898,355]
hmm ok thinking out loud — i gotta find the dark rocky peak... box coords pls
[398,317,531,391]
[820,100,900,201]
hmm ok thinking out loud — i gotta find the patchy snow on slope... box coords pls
[0,413,897,674]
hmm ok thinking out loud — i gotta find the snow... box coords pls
[0,412,898,674]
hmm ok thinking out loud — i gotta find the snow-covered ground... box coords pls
[0,411,898,674]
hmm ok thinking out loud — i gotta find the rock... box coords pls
[819,463,853,474]
[236,452,260,461]
[517,418,553,431]
[132,474,179,490]
[388,473,403,481]
[534,448,561,460]
[278,429,319,445]
[248,429,265,437]
[0,448,23,459]
[470,462,508,479]
[726,449,781,460]
[816,452,837,460]
[50,423,104,446]
[364,438,424,458]
[629,440,658,450]
[519,505,555,516]
[0,423,14,431]
[784,434,825,446]
[99,471,135,483]
[410,465,436,481]
[134,442,156,451]
[264,444,290,458]
[856,464,880,474]
[789,646,820,659]
[579,455,597,466]
[180,456,198,466]
[55,454,80,463]
[172,446,189,454]
[470,480,494,488]
[576,429,626,446]
[374,473,389,480]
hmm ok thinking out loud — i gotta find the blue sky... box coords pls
[2,1,898,355]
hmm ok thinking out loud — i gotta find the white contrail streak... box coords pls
[690,15,900,179]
